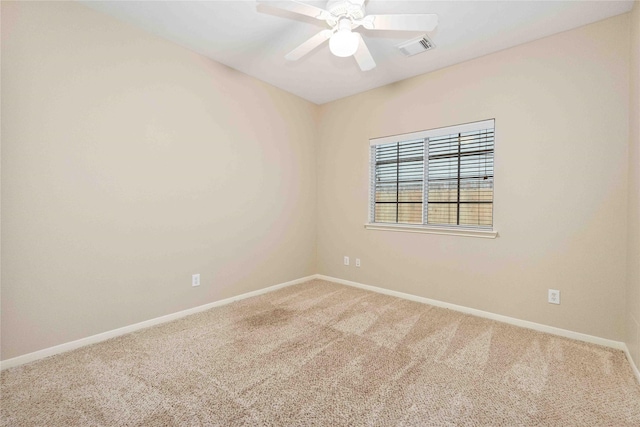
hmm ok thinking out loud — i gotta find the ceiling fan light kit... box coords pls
[329,19,359,57]
[258,0,438,71]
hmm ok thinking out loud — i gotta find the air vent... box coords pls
[397,35,435,57]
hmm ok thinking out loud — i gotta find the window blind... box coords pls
[426,129,494,227]
[370,120,494,230]
[372,140,424,224]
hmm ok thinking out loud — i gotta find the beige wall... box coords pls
[317,15,630,341]
[1,1,317,360]
[627,1,640,368]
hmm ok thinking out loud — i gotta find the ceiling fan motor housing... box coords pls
[326,0,365,26]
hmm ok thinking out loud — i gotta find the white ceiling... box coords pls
[81,0,634,105]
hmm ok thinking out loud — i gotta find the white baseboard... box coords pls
[314,274,627,351]
[0,275,315,371]
[4,272,638,385]
[316,275,640,383]
[622,344,640,385]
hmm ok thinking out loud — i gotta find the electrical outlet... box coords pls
[355,258,361,267]
[548,289,560,304]
[344,256,350,266]
[192,274,200,287]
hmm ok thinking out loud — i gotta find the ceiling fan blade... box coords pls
[354,33,376,71]
[285,29,333,61]
[257,0,331,21]
[362,14,438,32]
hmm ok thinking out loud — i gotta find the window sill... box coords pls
[364,223,498,239]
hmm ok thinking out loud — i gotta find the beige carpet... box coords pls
[2,279,639,426]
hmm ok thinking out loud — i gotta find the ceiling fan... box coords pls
[258,0,438,71]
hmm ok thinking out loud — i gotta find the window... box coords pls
[368,120,496,237]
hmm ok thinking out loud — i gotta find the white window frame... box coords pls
[366,119,498,239]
